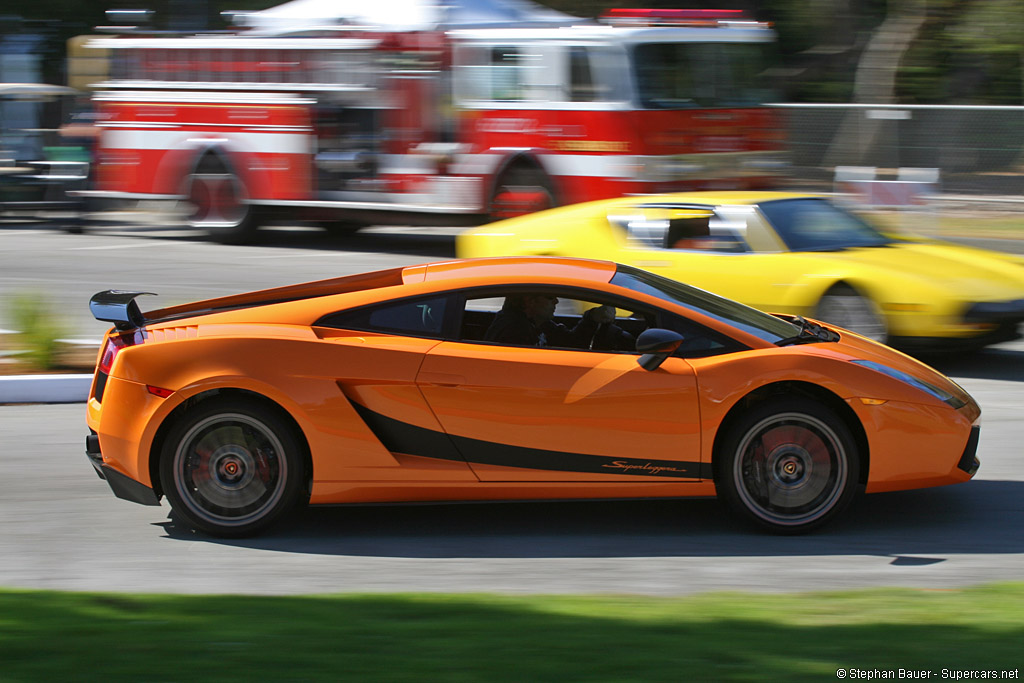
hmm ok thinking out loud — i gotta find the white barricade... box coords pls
[834,166,939,208]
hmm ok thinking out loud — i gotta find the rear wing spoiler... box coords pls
[89,290,155,332]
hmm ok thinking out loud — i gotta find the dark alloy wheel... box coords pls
[715,396,860,534]
[160,398,307,537]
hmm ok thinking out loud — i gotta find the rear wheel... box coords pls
[814,284,887,342]
[715,397,860,534]
[489,165,555,220]
[184,156,257,244]
[160,398,307,537]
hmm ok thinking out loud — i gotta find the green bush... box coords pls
[4,291,66,371]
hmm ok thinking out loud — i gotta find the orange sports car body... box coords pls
[85,257,981,536]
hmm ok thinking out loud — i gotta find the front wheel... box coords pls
[715,397,860,534]
[160,398,307,537]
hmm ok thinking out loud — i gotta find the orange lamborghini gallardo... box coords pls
[85,257,981,537]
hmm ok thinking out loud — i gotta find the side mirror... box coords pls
[635,328,684,371]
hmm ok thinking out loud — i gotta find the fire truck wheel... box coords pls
[490,166,556,220]
[185,157,257,245]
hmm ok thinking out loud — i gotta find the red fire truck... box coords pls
[84,6,786,243]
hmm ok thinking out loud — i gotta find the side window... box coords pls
[452,288,743,358]
[634,42,700,108]
[671,216,750,253]
[318,296,448,337]
[615,206,750,253]
[569,46,596,102]
[491,46,525,101]
[457,290,651,352]
[453,45,525,102]
[657,312,744,359]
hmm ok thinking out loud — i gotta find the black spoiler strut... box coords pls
[90,290,156,332]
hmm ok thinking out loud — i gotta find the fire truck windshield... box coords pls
[632,41,777,109]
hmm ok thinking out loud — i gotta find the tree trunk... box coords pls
[825,0,929,167]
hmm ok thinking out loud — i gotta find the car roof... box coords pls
[143,257,618,325]
[608,190,819,209]
[409,256,617,284]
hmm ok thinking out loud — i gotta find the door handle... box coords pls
[419,372,466,387]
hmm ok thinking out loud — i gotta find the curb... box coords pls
[0,374,93,404]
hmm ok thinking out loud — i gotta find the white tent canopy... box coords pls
[236,0,582,33]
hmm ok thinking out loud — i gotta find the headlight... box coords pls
[850,359,966,408]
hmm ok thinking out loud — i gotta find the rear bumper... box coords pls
[85,431,161,506]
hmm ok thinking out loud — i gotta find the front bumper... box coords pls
[886,299,1024,351]
[964,299,1024,324]
[890,322,1021,352]
[957,425,981,477]
[86,431,161,506]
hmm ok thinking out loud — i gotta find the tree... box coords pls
[826,0,929,165]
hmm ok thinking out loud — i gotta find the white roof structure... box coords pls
[235,0,583,34]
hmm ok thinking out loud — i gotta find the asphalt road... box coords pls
[0,217,464,341]
[2,213,1023,342]
[0,351,1022,596]
[1,216,1023,596]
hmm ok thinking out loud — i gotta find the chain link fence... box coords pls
[771,103,1024,197]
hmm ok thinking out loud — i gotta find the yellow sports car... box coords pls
[457,191,1024,351]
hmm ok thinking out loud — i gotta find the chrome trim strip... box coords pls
[101,121,312,132]
[94,81,369,94]
[248,198,480,213]
[68,190,183,200]
[88,37,380,50]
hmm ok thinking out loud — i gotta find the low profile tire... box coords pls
[184,157,257,245]
[489,165,555,220]
[160,398,307,537]
[814,284,887,343]
[715,397,860,534]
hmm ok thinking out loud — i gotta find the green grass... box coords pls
[1,585,1022,681]
[869,211,1024,239]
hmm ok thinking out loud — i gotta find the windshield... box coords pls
[611,264,799,344]
[632,41,777,109]
[758,198,895,251]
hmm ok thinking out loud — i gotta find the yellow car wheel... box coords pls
[814,284,887,342]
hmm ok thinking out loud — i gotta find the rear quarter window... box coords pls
[317,296,448,337]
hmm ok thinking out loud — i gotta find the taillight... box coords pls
[98,329,145,374]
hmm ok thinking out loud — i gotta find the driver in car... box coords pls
[484,294,634,350]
